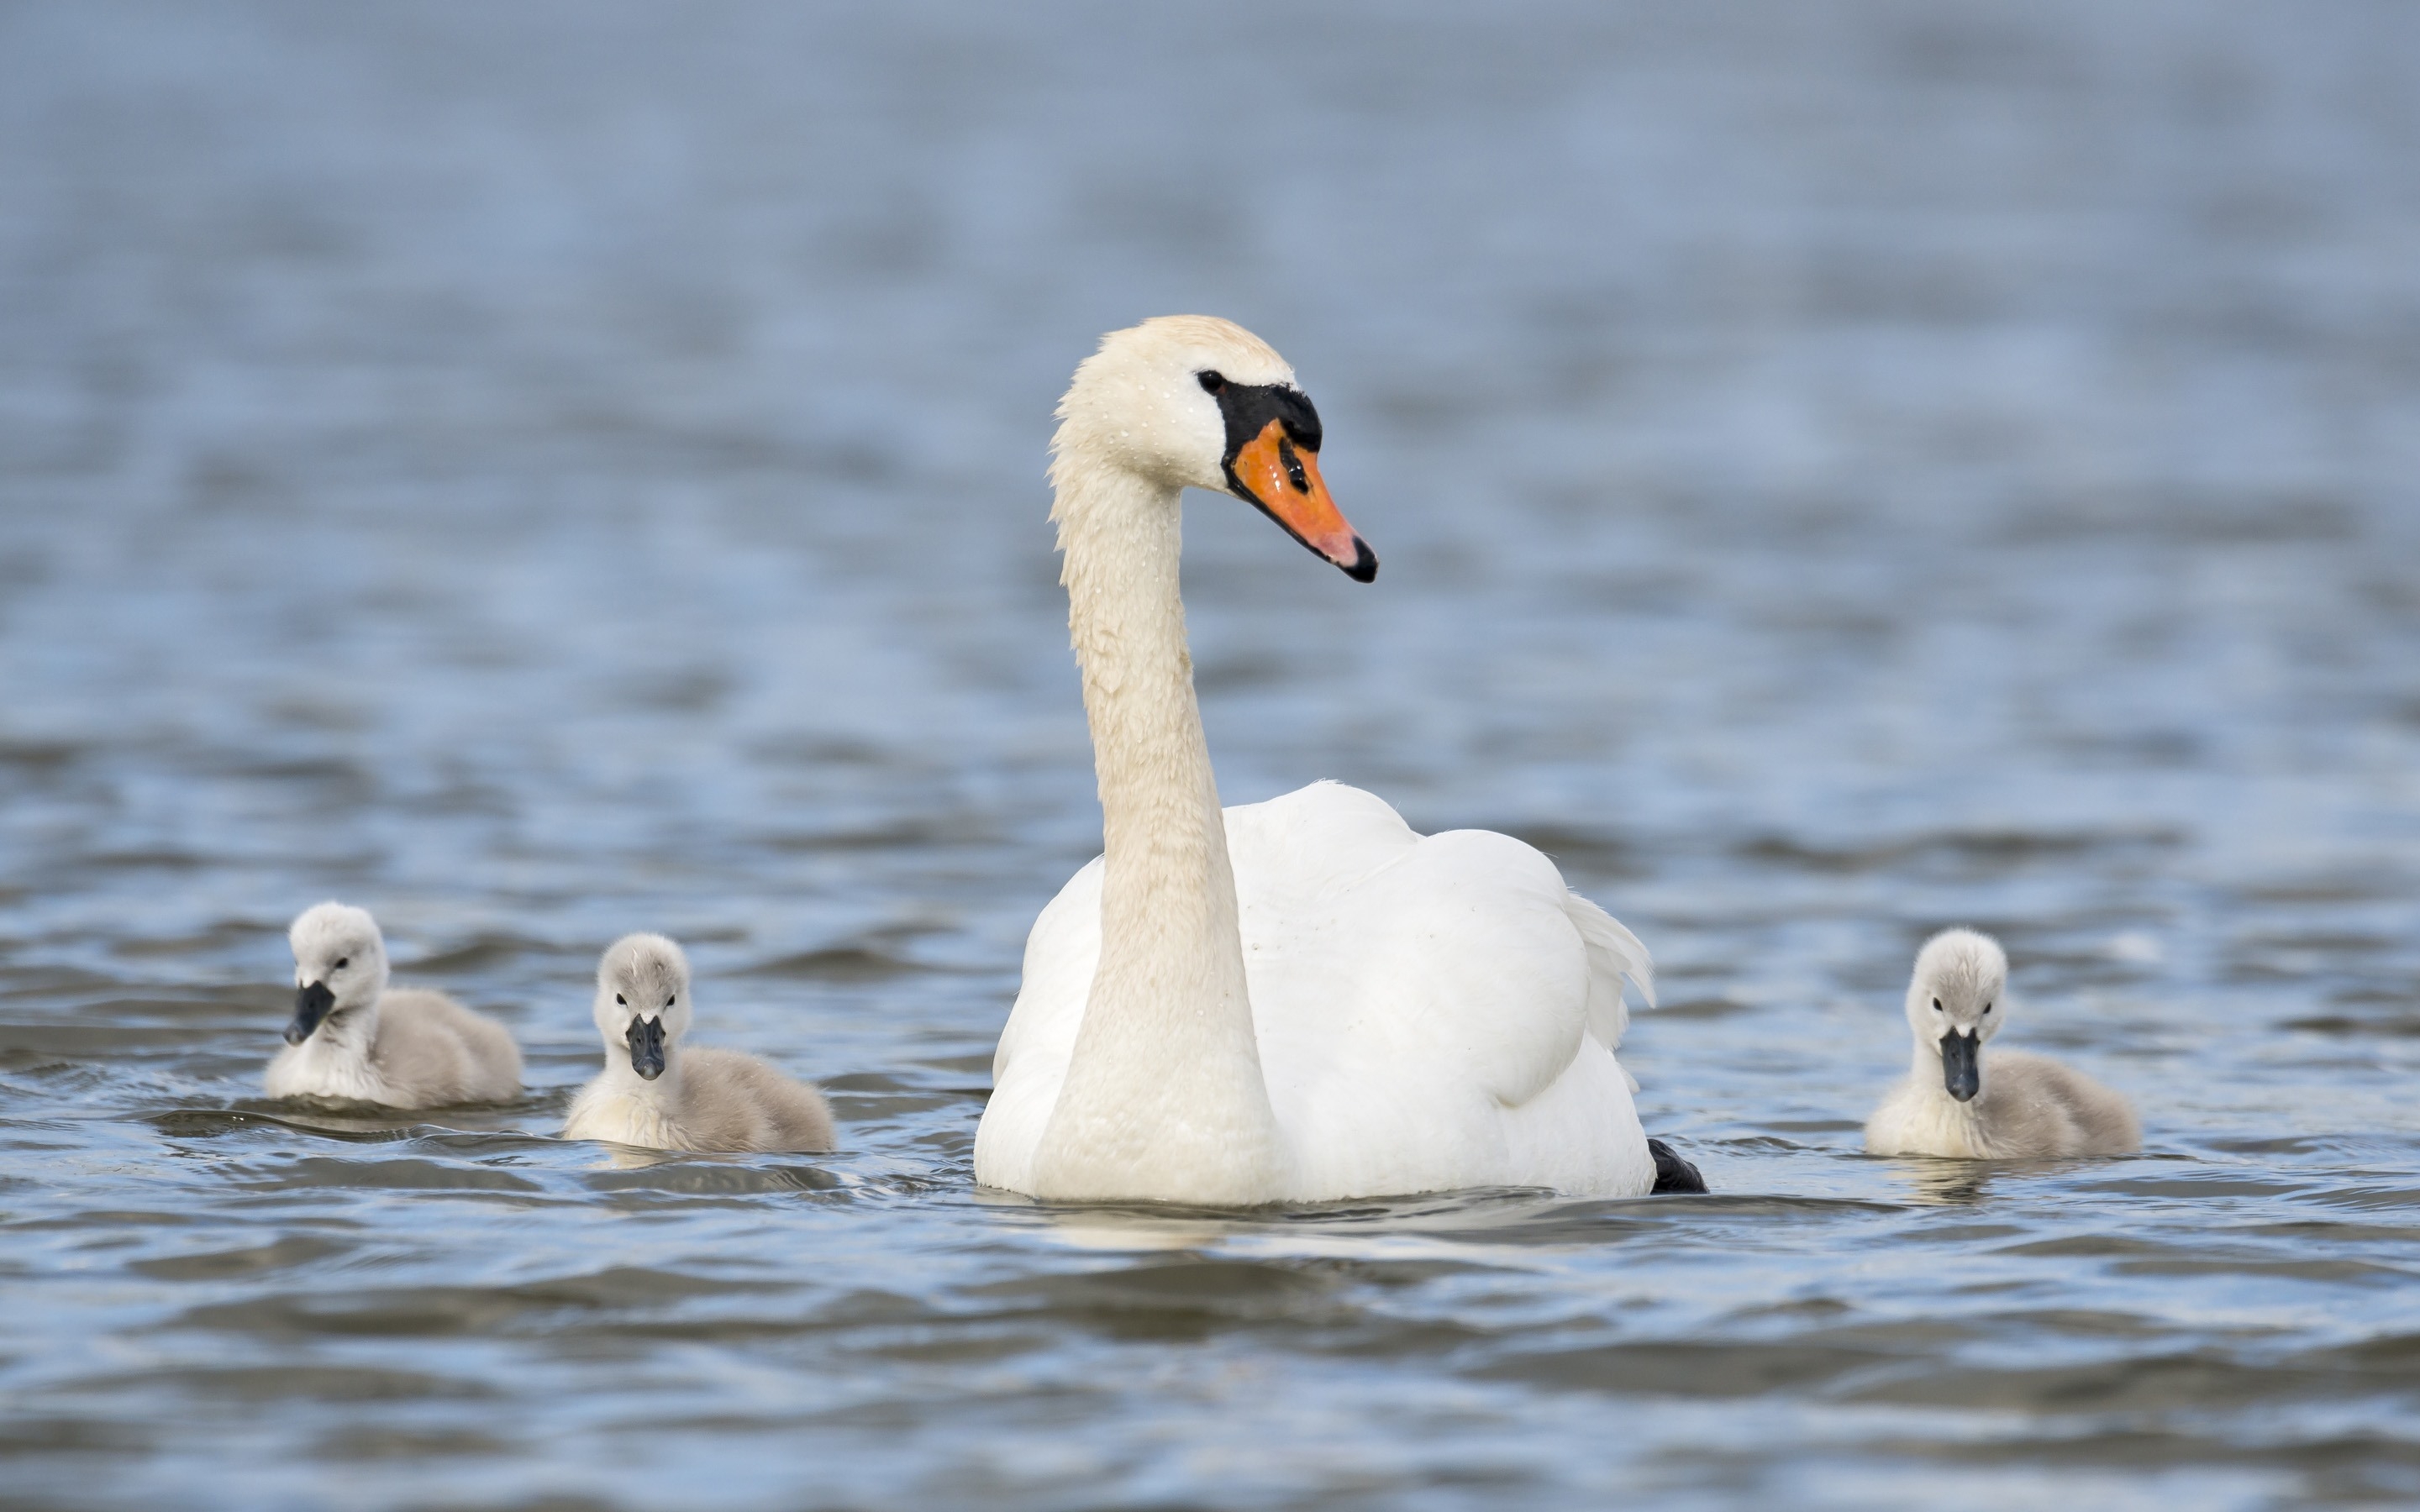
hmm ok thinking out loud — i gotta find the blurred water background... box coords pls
[4,3,2420,1507]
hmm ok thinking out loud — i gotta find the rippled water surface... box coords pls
[6,3,2420,1507]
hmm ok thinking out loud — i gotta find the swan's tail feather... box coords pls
[1562,890,1655,1053]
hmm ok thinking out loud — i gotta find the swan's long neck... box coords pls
[1028,454,1284,1202]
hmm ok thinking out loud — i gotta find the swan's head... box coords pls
[595,932,692,1081]
[1055,314,1376,581]
[1905,927,2008,1103]
[286,902,390,1045]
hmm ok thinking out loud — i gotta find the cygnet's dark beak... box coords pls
[1940,1027,1981,1103]
[627,1015,666,1080]
[285,981,336,1046]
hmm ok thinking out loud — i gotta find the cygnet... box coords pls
[560,933,835,1154]
[266,902,523,1107]
[1865,928,2139,1160]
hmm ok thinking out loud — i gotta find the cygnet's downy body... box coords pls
[266,903,523,1108]
[1865,929,2139,1160]
[561,934,835,1154]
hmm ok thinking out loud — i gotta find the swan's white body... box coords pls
[981,781,1657,1201]
[972,316,1662,1205]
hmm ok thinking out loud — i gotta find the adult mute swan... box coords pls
[1865,929,2139,1160]
[973,315,1696,1205]
[267,902,522,1107]
[561,933,835,1153]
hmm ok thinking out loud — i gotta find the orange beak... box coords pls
[1228,419,1376,581]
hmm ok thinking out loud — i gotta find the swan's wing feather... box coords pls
[1220,780,1419,881]
[1227,785,1655,1197]
[972,856,1102,1191]
[1560,889,1655,1051]
[1360,827,1593,1108]
[989,856,1103,1084]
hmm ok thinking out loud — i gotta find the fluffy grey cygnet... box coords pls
[1865,928,2139,1160]
[560,933,835,1154]
[266,902,523,1108]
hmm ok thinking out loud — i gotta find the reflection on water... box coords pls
[5,2,2420,1507]
[1886,1157,2007,1207]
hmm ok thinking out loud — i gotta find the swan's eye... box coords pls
[1931,998,1943,1011]
[1982,1002,1992,1014]
[334,958,349,971]
[1197,370,1226,394]
[615,994,626,1005]
[665,995,675,1007]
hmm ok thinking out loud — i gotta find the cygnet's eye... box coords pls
[334,958,349,971]
[665,995,676,1007]
[1197,370,1226,394]
[615,993,626,1005]
[1931,998,1943,1011]
[1982,1001,1993,1014]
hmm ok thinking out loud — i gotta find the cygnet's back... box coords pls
[561,933,835,1154]
[266,903,523,1109]
[351,987,523,1105]
[643,1047,835,1152]
[1865,928,2139,1161]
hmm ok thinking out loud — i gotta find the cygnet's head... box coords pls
[594,933,692,1081]
[1055,314,1376,582]
[1905,927,2009,1103]
[286,902,391,1045]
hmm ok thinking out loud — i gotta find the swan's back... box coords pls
[981,781,1657,1200]
[374,989,523,1105]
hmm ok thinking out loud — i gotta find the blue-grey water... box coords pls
[4,3,2420,1508]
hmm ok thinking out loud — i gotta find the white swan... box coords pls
[1865,928,2140,1160]
[972,315,1689,1205]
[561,933,835,1154]
[266,902,523,1107]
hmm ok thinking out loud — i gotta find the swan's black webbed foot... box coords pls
[1647,1137,1707,1194]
